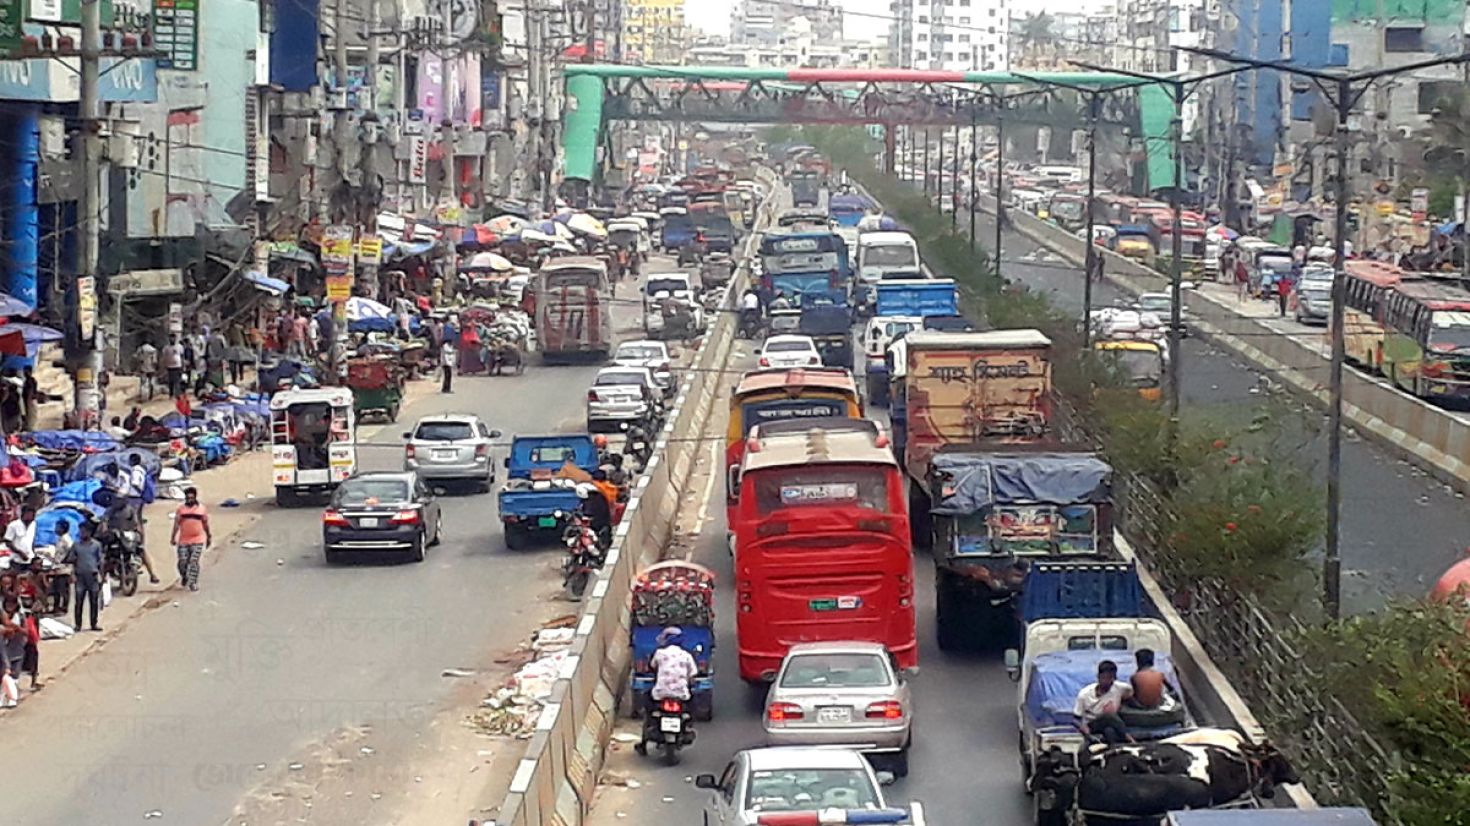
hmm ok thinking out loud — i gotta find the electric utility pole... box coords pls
[77,0,104,419]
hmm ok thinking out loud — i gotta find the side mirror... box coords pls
[489,429,503,439]
[694,774,718,790]
[875,771,897,787]
[901,666,921,680]
[402,432,412,440]
[1004,648,1022,682]
[727,465,741,498]
[503,456,511,468]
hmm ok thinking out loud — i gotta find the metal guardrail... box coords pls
[488,173,777,826]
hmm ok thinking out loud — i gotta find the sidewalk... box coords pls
[19,372,436,702]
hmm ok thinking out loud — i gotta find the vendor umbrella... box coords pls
[465,251,514,272]
[565,213,607,239]
[467,225,501,247]
[517,228,560,245]
[485,214,527,234]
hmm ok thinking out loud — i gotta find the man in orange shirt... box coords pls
[171,486,212,592]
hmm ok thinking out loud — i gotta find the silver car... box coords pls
[586,366,657,431]
[695,746,911,826]
[403,414,502,491]
[612,340,674,394]
[763,641,915,776]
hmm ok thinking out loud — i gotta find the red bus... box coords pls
[731,417,916,682]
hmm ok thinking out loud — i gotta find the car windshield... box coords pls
[1112,350,1163,384]
[863,245,916,267]
[336,479,410,505]
[766,340,813,353]
[780,653,892,688]
[746,768,880,813]
[597,372,646,387]
[1138,296,1170,312]
[414,422,474,441]
[617,345,664,361]
[646,278,687,295]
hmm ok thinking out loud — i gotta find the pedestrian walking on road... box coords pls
[440,341,455,393]
[0,594,25,707]
[1275,275,1291,317]
[62,523,104,633]
[171,486,211,592]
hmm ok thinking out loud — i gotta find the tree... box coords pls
[1015,12,1056,60]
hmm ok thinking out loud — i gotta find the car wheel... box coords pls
[408,532,426,563]
[324,548,341,565]
[477,477,493,494]
[504,524,527,551]
[429,513,443,547]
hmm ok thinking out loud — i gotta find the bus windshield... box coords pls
[1430,312,1470,350]
[752,465,890,516]
[740,397,849,435]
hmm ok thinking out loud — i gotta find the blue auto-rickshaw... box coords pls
[630,560,716,721]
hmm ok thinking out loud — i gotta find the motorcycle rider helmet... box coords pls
[657,626,683,647]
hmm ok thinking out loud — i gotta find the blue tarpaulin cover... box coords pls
[28,430,119,452]
[930,453,1113,516]
[67,449,162,483]
[1025,648,1178,727]
[35,505,97,549]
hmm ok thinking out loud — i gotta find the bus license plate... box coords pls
[659,716,683,733]
[809,597,862,612]
[537,517,558,528]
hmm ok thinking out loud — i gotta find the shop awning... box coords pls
[244,270,292,296]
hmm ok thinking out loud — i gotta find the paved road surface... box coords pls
[979,213,1470,612]
[588,325,1034,826]
[6,260,671,825]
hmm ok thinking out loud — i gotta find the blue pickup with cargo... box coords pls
[759,230,853,307]
[498,435,598,550]
[862,279,960,403]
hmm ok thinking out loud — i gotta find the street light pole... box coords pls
[937,122,946,214]
[970,102,979,251]
[1167,81,1185,420]
[950,122,960,230]
[994,99,1005,279]
[1175,44,1470,620]
[1083,92,1100,347]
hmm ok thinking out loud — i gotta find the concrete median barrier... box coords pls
[488,188,764,826]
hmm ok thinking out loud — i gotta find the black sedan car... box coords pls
[322,471,443,563]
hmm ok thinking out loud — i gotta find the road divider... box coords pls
[487,177,775,826]
[978,193,1470,492]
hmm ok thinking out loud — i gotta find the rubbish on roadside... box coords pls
[442,667,476,678]
[611,732,641,743]
[241,541,264,549]
[662,796,675,804]
[276,558,285,566]
[221,498,241,507]
[532,627,575,652]
[38,617,74,640]
[360,746,375,755]
[542,614,578,629]
[144,811,163,819]
[288,762,304,771]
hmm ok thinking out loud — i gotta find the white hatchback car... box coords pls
[695,747,919,826]
[612,340,674,394]
[759,334,822,369]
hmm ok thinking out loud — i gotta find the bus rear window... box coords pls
[543,269,602,289]
[741,399,848,435]
[753,466,889,515]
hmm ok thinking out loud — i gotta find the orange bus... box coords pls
[730,417,916,682]
[725,367,862,506]
[1341,260,1419,370]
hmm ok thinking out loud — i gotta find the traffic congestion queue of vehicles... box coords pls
[1339,260,1470,402]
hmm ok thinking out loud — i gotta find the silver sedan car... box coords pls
[763,641,915,776]
[403,414,502,491]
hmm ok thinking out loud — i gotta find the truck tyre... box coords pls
[277,488,298,508]
[865,373,886,407]
[503,524,528,551]
[935,571,965,652]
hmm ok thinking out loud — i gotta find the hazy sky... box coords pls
[682,0,1070,40]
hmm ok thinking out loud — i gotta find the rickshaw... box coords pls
[345,356,404,421]
[630,560,716,721]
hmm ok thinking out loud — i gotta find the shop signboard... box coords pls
[321,224,355,265]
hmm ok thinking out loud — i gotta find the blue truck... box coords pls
[497,435,598,550]
[862,279,959,404]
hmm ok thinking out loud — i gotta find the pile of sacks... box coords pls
[469,626,577,738]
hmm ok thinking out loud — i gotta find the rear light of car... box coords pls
[767,702,804,722]
[758,357,770,367]
[404,444,416,459]
[808,356,819,365]
[390,509,421,525]
[587,390,599,402]
[322,509,349,527]
[865,701,904,720]
[475,444,489,458]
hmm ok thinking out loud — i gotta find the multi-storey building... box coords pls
[889,0,1009,71]
[731,0,843,47]
[623,0,691,64]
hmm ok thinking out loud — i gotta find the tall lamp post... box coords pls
[1178,45,1470,620]
[969,99,979,251]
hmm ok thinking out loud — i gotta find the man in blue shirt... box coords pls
[62,523,105,632]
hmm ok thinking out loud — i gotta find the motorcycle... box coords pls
[637,695,695,765]
[738,308,763,340]
[622,422,653,472]
[102,526,145,597]
[561,515,607,600]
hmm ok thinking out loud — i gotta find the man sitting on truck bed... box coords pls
[1074,660,1133,745]
[1129,649,1166,709]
